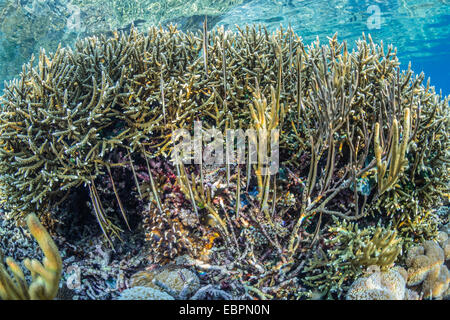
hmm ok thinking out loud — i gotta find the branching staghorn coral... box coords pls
[374,108,411,195]
[302,218,402,298]
[143,201,209,263]
[405,231,449,299]
[0,213,62,300]
[0,24,448,289]
[353,227,402,269]
[165,87,384,298]
[369,71,449,238]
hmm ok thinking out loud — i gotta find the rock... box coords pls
[130,265,200,298]
[117,286,175,300]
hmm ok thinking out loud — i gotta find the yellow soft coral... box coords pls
[0,213,62,300]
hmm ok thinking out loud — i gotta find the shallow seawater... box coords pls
[0,0,449,95]
[217,0,450,96]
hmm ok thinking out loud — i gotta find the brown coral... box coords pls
[143,202,211,263]
[406,254,432,286]
[422,265,448,299]
[0,26,447,251]
[346,265,418,300]
[405,232,449,299]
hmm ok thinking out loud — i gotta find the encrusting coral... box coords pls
[405,230,449,299]
[0,213,62,300]
[346,265,418,300]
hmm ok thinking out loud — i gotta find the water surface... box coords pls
[0,0,449,95]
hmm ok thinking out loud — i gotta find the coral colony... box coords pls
[0,24,449,300]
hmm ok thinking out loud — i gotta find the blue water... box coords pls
[0,0,449,96]
[217,0,450,96]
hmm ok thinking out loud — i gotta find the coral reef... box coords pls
[0,213,62,300]
[347,227,450,300]
[0,25,448,300]
[353,227,402,269]
[346,265,418,300]
[405,230,449,299]
[302,218,402,298]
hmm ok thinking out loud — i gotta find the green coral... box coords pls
[374,108,411,196]
[1,27,446,231]
[302,218,402,298]
[0,213,62,300]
